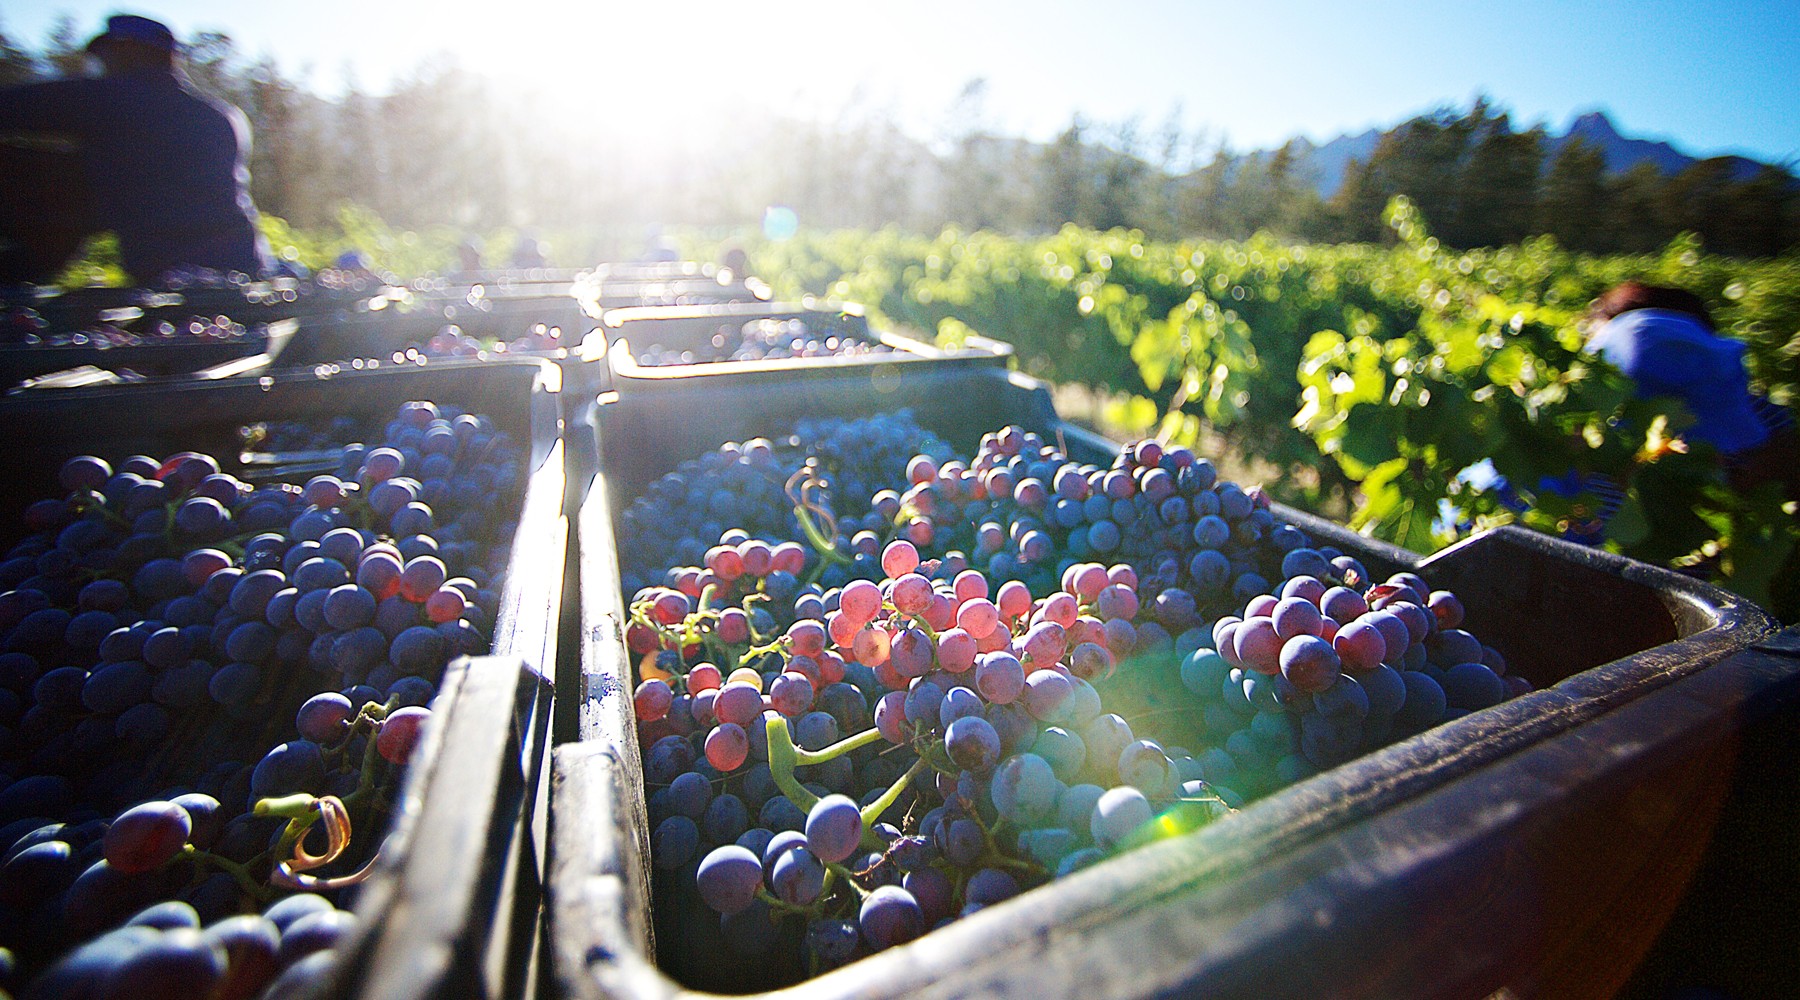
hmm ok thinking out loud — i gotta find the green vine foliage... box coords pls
[711,207,1800,617]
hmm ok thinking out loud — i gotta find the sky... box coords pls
[7,0,1799,165]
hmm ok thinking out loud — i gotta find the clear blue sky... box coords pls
[7,0,1798,165]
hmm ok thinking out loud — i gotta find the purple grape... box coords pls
[103,801,191,874]
[261,894,334,933]
[652,816,700,870]
[990,753,1058,824]
[276,908,356,967]
[802,794,863,864]
[376,707,430,764]
[1091,785,1153,850]
[201,914,281,1000]
[858,885,924,950]
[294,693,354,744]
[901,866,954,923]
[964,867,1020,908]
[1442,661,1505,710]
[769,845,825,905]
[1279,634,1341,693]
[944,715,1001,774]
[803,918,861,970]
[1117,740,1171,793]
[125,900,202,930]
[695,845,763,915]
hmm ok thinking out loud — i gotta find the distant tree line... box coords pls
[1320,100,1799,257]
[4,21,1796,258]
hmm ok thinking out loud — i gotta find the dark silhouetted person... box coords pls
[455,237,485,275]
[0,14,270,286]
[511,234,549,270]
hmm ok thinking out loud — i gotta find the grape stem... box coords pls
[764,717,821,813]
[764,718,898,830]
[793,503,852,571]
[753,886,819,916]
[906,613,939,643]
[795,726,887,767]
[738,635,789,669]
[826,862,872,900]
[179,844,279,902]
[858,757,926,851]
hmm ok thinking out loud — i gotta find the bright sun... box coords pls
[455,2,876,162]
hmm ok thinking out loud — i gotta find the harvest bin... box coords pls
[588,301,1013,389]
[578,263,770,316]
[0,316,299,389]
[1,280,311,335]
[0,360,569,1000]
[548,363,1793,999]
[280,292,591,370]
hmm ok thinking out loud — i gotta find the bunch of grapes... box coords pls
[615,413,950,598]
[0,400,524,996]
[623,418,1540,988]
[1168,570,1528,797]
[630,540,1236,979]
[849,430,1299,614]
[633,316,894,367]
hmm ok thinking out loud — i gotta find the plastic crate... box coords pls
[547,363,1791,999]
[280,293,592,371]
[585,301,1011,402]
[590,300,1015,379]
[2,280,311,333]
[0,360,569,1000]
[0,315,299,388]
[580,264,770,316]
[592,262,712,283]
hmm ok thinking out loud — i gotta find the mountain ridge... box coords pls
[1263,109,1779,197]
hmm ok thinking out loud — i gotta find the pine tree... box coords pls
[1721,164,1796,258]
[1458,115,1542,247]
[1536,137,1609,251]
[1605,163,1673,254]
[1038,118,1090,230]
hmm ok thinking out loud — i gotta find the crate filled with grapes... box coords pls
[589,301,1012,393]
[280,288,592,371]
[577,260,770,316]
[0,303,300,390]
[0,359,567,999]
[551,361,1786,999]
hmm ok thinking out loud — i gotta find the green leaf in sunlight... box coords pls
[1350,456,1410,531]
[1440,322,1486,375]
[1485,344,1527,388]
[1103,395,1161,438]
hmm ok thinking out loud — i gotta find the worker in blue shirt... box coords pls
[1586,281,1796,500]
[1460,282,1795,545]
[0,14,270,286]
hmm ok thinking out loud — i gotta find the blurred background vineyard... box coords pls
[6,19,1797,617]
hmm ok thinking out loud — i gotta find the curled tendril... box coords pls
[785,464,838,542]
[269,795,382,891]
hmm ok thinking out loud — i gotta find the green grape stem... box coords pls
[859,757,927,850]
[179,844,279,903]
[765,716,822,813]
